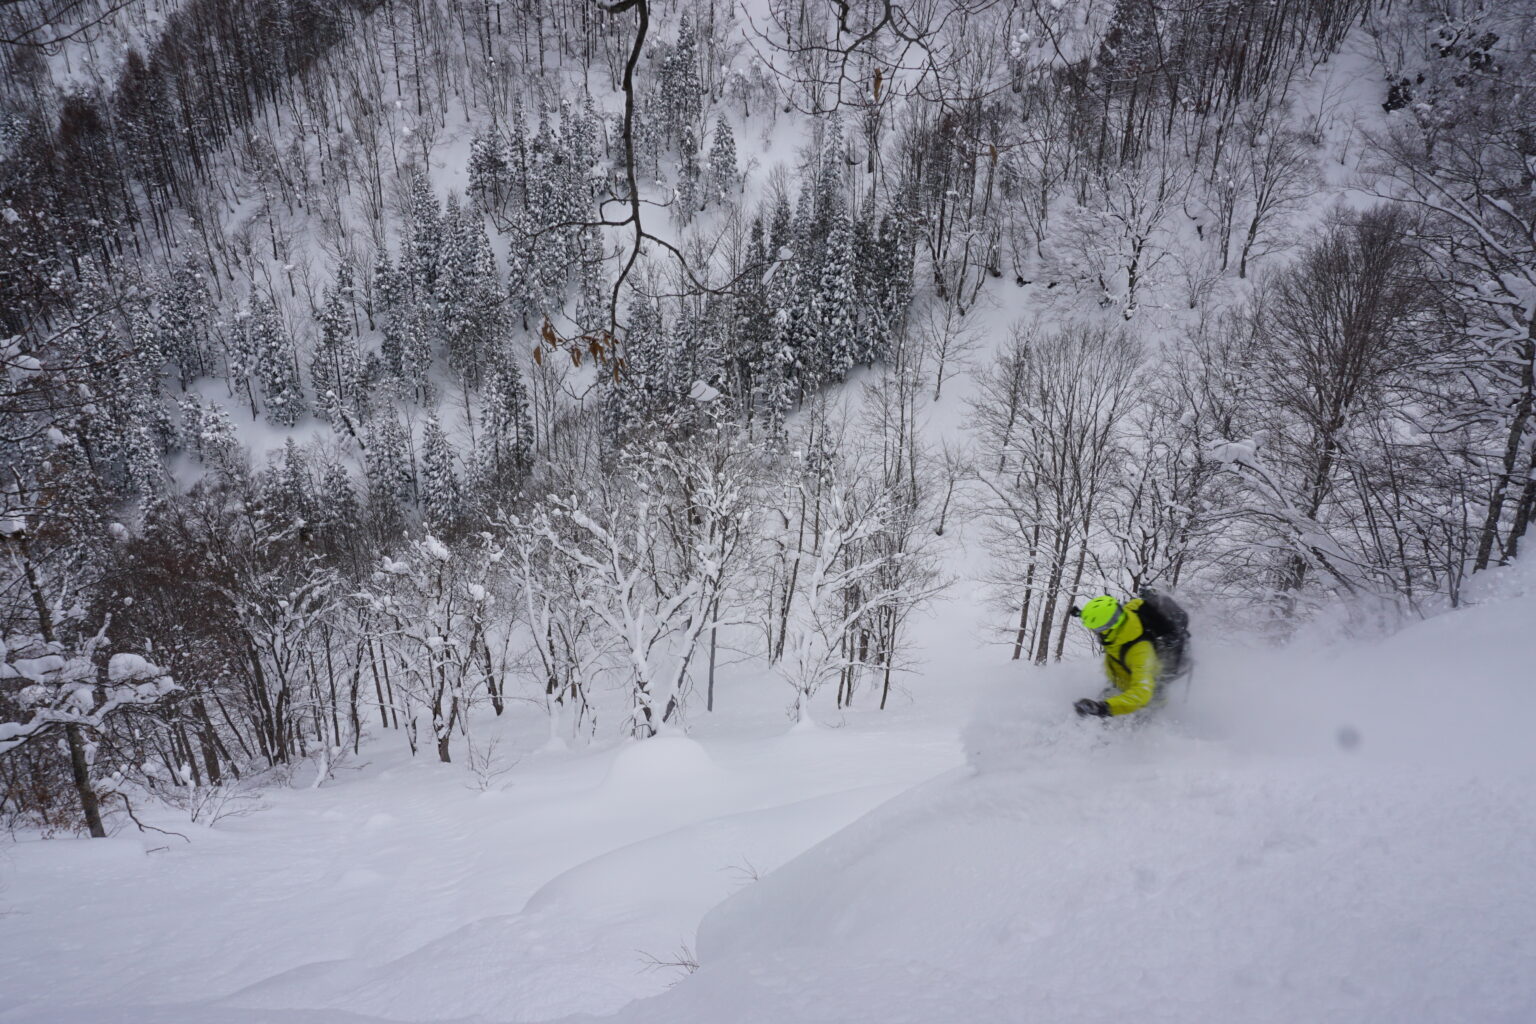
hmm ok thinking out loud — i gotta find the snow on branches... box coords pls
[0,630,178,758]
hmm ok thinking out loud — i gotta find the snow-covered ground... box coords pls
[590,632,1536,1023]
[0,667,970,1023]
[5,557,1534,1023]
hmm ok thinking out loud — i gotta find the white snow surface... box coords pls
[4,559,1535,1023]
[0,672,969,1024]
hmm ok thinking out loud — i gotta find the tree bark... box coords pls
[66,725,106,838]
[1475,332,1535,570]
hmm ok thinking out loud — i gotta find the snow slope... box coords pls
[4,563,1532,1024]
[0,686,969,1024]
[545,563,1536,1024]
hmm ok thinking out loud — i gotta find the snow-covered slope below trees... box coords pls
[0,669,973,1024]
[570,565,1536,1024]
[4,558,1534,1024]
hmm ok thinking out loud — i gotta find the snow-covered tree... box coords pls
[404,171,441,297]
[770,460,900,724]
[481,362,533,495]
[375,249,409,379]
[360,534,507,761]
[707,116,738,203]
[1368,5,1536,570]
[419,415,462,530]
[310,267,363,429]
[437,200,504,387]
[157,260,214,389]
[249,296,305,427]
[815,211,860,380]
[1,634,178,836]
[467,123,513,225]
[179,395,244,475]
[365,414,416,511]
[505,209,542,333]
[526,416,762,735]
[661,13,704,150]
[969,321,1141,662]
[502,512,603,743]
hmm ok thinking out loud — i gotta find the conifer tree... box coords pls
[250,296,305,426]
[604,298,669,443]
[225,305,261,418]
[391,303,435,405]
[527,110,566,241]
[852,210,881,366]
[180,395,242,474]
[271,437,314,528]
[311,455,362,556]
[484,361,533,492]
[311,267,363,428]
[757,337,794,445]
[420,414,461,529]
[436,197,478,377]
[769,192,794,254]
[729,217,772,404]
[366,414,415,509]
[815,212,860,380]
[812,117,847,243]
[663,14,704,150]
[158,260,213,390]
[675,127,702,224]
[405,172,441,297]
[508,106,531,208]
[467,124,511,221]
[708,116,739,204]
[501,196,543,334]
[52,272,169,500]
[772,245,817,395]
[375,249,407,378]
[436,207,504,388]
[633,104,664,178]
[575,228,608,336]
[572,94,602,176]
[876,214,914,360]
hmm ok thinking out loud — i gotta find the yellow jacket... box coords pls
[1099,598,1161,716]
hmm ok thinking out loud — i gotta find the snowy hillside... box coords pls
[614,575,1536,1024]
[5,559,1534,1023]
[1,663,975,1022]
[6,0,1536,1020]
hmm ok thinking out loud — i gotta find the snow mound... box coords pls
[599,736,719,798]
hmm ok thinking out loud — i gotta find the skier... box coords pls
[1071,592,1190,719]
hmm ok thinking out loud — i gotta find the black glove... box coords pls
[1074,698,1110,718]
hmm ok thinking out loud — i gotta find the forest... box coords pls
[2,0,1533,837]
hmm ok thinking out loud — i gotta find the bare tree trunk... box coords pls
[1011,525,1041,660]
[481,639,505,716]
[1503,440,1536,561]
[706,596,720,712]
[1054,543,1089,661]
[1032,532,1070,665]
[66,725,106,838]
[1475,333,1535,570]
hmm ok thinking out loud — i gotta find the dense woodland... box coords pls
[2,0,1533,836]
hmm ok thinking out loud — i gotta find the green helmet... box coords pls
[1079,596,1124,637]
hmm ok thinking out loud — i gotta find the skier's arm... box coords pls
[1106,642,1158,715]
